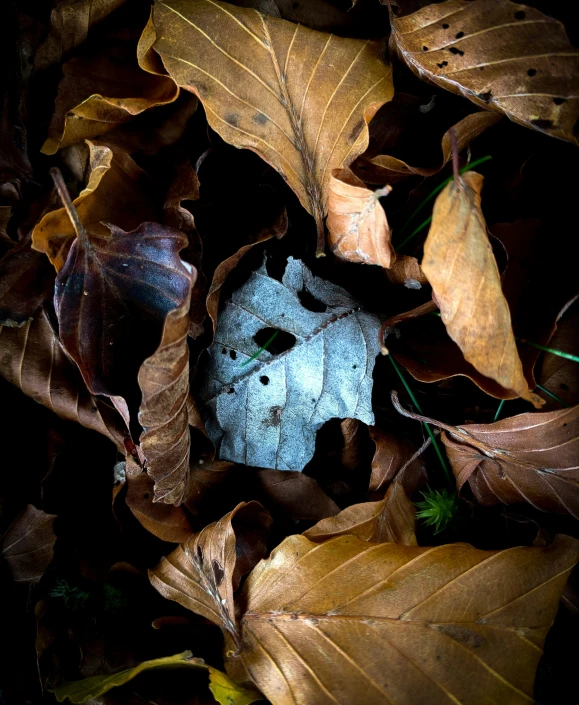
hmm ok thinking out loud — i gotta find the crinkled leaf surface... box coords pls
[199,257,381,471]
[1,505,57,583]
[150,0,393,252]
[441,405,579,518]
[390,0,579,144]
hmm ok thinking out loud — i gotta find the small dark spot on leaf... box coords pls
[253,112,268,125]
[212,560,224,586]
[221,348,227,354]
[449,47,464,56]
[352,364,357,369]
[197,544,204,563]
[531,118,553,129]
[348,118,365,143]
[478,91,492,103]
[563,422,568,427]
[311,398,316,403]
[514,10,525,19]
[437,61,449,68]
[442,23,449,29]
[260,376,269,385]
[527,68,537,76]
[560,383,569,391]
[91,406,98,413]
[225,113,240,127]
[228,387,235,394]
[422,46,429,51]
[479,66,485,70]
[229,350,237,360]
[143,493,150,500]
[455,31,464,38]
[553,97,566,105]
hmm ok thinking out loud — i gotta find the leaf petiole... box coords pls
[240,330,280,367]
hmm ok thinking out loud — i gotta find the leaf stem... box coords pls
[516,337,579,363]
[388,354,453,485]
[49,167,88,243]
[240,330,280,367]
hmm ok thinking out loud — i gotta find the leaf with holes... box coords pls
[198,257,381,471]
[149,0,393,253]
[389,0,579,145]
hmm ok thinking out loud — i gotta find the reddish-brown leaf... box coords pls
[253,470,339,521]
[1,505,57,583]
[369,425,426,493]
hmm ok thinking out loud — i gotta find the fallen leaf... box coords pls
[390,0,579,144]
[138,264,194,504]
[150,502,271,647]
[339,418,362,471]
[254,470,339,521]
[199,257,381,471]
[369,425,426,493]
[440,405,579,519]
[326,167,393,267]
[422,171,541,406]
[54,220,193,413]
[32,141,161,271]
[386,254,427,289]
[304,481,417,545]
[124,457,193,541]
[0,310,127,449]
[150,0,393,253]
[52,650,261,705]
[34,0,128,70]
[1,505,57,583]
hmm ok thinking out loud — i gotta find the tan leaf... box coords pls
[0,310,127,450]
[441,405,579,518]
[386,254,427,289]
[238,533,579,705]
[138,272,194,505]
[390,0,579,144]
[326,167,393,267]
[32,141,161,271]
[303,482,417,545]
[41,14,179,155]
[150,0,393,253]
[422,171,541,406]
[149,502,272,647]
[1,505,57,583]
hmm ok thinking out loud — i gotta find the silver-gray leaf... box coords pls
[199,257,381,471]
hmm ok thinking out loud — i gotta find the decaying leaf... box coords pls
[0,310,127,449]
[386,254,427,289]
[253,470,339,521]
[52,650,261,705]
[303,481,417,545]
[369,425,427,493]
[150,502,271,647]
[390,0,579,144]
[537,301,579,410]
[150,0,393,253]
[32,141,161,271]
[1,505,57,583]
[326,167,393,267]
[422,171,541,406]
[199,257,381,471]
[138,263,195,504]
[441,405,579,519]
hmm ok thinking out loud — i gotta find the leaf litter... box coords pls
[1,0,578,703]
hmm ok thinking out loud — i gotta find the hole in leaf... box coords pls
[527,68,537,76]
[553,97,566,105]
[514,10,525,19]
[228,387,235,394]
[221,348,227,354]
[560,383,570,391]
[531,118,553,129]
[229,350,237,360]
[437,61,449,68]
[212,560,224,586]
[352,364,357,369]
[298,288,326,313]
[422,46,429,51]
[478,91,492,103]
[442,23,449,29]
[143,493,150,500]
[260,376,270,385]
[197,545,204,563]
[254,327,296,355]
[455,31,464,38]
[449,47,464,56]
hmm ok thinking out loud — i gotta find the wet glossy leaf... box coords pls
[199,257,381,471]
[1,505,57,583]
[150,0,393,252]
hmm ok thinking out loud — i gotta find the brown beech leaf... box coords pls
[41,16,179,155]
[34,0,128,70]
[124,457,193,541]
[1,505,57,583]
[235,534,579,704]
[150,0,393,254]
[0,310,127,449]
[138,267,195,505]
[149,502,272,648]
[254,470,339,521]
[422,171,541,406]
[326,167,393,267]
[386,254,427,289]
[354,111,500,183]
[390,0,579,144]
[32,142,161,271]
[440,405,579,519]
[537,301,579,410]
[369,425,426,493]
[303,481,417,545]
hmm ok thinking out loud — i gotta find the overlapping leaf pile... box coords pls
[1,1,579,704]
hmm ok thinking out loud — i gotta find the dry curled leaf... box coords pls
[441,405,579,519]
[150,0,393,253]
[1,505,57,583]
[0,310,127,450]
[326,167,393,267]
[422,171,541,406]
[32,141,161,271]
[386,254,427,289]
[369,425,427,493]
[303,481,417,545]
[150,502,272,648]
[390,0,579,144]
